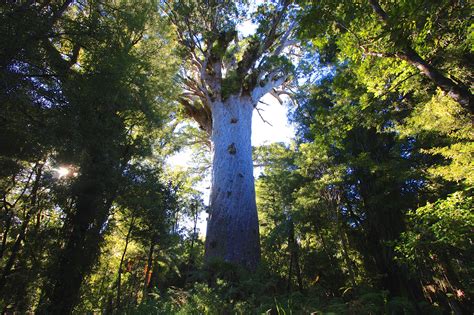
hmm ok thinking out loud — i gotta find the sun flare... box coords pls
[55,166,70,178]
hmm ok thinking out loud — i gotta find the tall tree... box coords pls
[25,1,178,313]
[166,0,298,269]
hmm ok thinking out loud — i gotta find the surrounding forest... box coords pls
[0,0,472,314]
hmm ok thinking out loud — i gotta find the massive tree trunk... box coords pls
[205,96,260,269]
[168,0,295,270]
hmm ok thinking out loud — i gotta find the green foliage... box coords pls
[1,0,472,313]
[290,0,472,307]
[221,70,242,99]
[396,191,473,276]
[126,281,429,315]
[400,92,474,185]
[0,0,180,312]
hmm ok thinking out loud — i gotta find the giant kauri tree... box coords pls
[166,0,297,269]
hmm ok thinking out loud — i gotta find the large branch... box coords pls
[368,0,389,23]
[169,0,297,130]
[251,73,288,105]
[49,0,74,26]
[368,0,472,114]
[179,98,212,136]
[236,0,292,82]
[396,47,472,113]
[168,3,238,103]
[41,39,77,75]
[271,20,297,57]
[206,30,236,100]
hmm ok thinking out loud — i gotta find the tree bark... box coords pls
[205,96,260,270]
[0,168,35,260]
[0,210,13,260]
[339,226,357,287]
[184,201,199,285]
[143,239,155,299]
[335,208,357,287]
[189,201,199,265]
[169,1,294,271]
[39,167,118,314]
[397,47,472,113]
[287,217,303,292]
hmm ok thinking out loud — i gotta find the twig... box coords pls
[255,107,273,126]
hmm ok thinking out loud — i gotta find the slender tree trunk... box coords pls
[205,96,260,270]
[336,211,357,287]
[0,163,42,290]
[143,240,155,299]
[437,255,473,314]
[293,243,303,291]
[287,218,303,292]
[184,203,199,286]
[339,228,357,287]
[287,248,293,293]
[0,213,12,260]
[189,202,199,265]
[0,168,35,260]
[313,224,334,266]
[116,216,135,309]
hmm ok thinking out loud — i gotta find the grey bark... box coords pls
[205,96,260,270]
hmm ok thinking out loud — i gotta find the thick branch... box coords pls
[367,0,472,114]
[396,47,472,112]
[368,0,389,23]
[68,44,81,67]
[251,74,288,105]
[236,0,291,82]
[179,98,212,136]
[272,20,297,57]
[42,39,75,75]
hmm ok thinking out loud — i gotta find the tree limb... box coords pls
[179,98,212,136]
[255,107,273,126]
[236,0,292,83]
[367,0,472,115]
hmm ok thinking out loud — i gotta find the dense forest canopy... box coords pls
[0,0,472,313]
